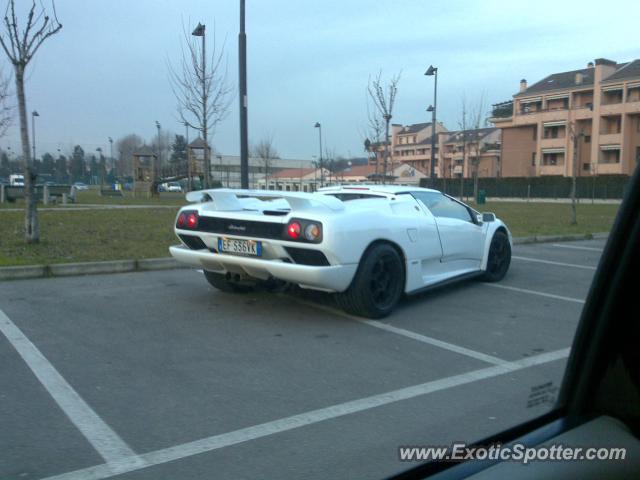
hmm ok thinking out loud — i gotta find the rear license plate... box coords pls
[218,237,262,257]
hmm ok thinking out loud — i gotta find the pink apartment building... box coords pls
[492,58,640,177]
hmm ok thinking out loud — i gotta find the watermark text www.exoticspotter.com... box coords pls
[398,443,627,464]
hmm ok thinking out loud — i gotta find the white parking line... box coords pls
[357,320,508,366]
[41,348,570,480]
[483,284,586,304]
[0,309,145,467]
[290,298,508,366]
[512,256,597,271]
[552,243,603,252]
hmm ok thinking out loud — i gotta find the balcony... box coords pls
[540,137,567,149]
[539,165,565,176]
[599,133,622,145]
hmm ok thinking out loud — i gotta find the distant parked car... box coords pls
[159,182,183,193]
[72,182,89,190]
[167,182,183,192]
[9,174,24,186]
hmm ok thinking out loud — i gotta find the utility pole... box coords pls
[239,0,249,188]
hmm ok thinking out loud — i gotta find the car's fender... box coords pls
[479,220,512,271]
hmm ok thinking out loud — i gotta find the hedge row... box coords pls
[419,175,630,199]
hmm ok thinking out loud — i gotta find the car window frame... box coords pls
[410,191,479,224]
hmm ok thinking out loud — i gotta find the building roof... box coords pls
[517,67,596,96]
[337,164,377,177]
[133,145,157,157]
[603,59,640,83]
[398,122,432,134]
[516,59,640,96]
[443,127,497,143]
[188,137,210,149]
[267,167,317,179]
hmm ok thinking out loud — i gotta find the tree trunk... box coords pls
[570,134,578,225]
[15,65,39,243]
[383,119,390,185]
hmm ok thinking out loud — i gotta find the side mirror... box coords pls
[482,212,496,222]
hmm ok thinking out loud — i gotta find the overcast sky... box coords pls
[2,0,638,160]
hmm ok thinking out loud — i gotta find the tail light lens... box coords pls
[287,221,301,239]
[304,223,321,241]
[176,210,198,229]
[284,219,322,243]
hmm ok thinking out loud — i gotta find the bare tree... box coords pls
[368,71,400,184]
[362,92,384,181]
[168,22,232,189]
[0,66,12,137]
[0,0,61,243]
[115,134,144,178]
[457,95,468,200]
[470,93,487,201]
[252,135,278,186]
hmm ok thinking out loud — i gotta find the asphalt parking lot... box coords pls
[0,238,605,480]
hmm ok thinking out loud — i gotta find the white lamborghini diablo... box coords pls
[169,185,512,318]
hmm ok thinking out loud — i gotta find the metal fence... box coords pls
[420,175,631,200]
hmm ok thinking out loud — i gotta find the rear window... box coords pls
[325,193,385,201]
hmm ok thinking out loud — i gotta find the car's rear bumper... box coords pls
[169,245,357,292]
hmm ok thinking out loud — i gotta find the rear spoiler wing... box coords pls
[185,188,345,212]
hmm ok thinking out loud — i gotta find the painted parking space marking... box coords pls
[483,283,585,304]
[551,243,604,252]
[0,309,145,467]
[41,348,570,480]
[290,298,508,366]
[512,256,596,271]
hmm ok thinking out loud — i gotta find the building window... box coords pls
[600,149,620,164]
[584,135,591,143]
[582,163,591,171]
[542,153,564,166]
[531,152,536,166]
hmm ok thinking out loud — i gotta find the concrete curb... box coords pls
[0,233,610,282]
[49,260,137,277]
[0,264,47,281]
[0,257,188,281]
[512,232,609,245]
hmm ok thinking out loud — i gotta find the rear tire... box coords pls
[336,243,404,319]
[203,270,253,293]
[480,230,511,282]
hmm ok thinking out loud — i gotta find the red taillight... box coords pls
[287,221,301,239]
[177,213,186,228]
[187,213,198,229]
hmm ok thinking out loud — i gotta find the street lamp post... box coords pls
[425,65,438,182]
[192,22,211,188]
[96,147,104,186]
[108,136,113,177]
[238,0,249,189]
[155,120,161,182]
[31,110,39,161]
[314,122,323,187]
